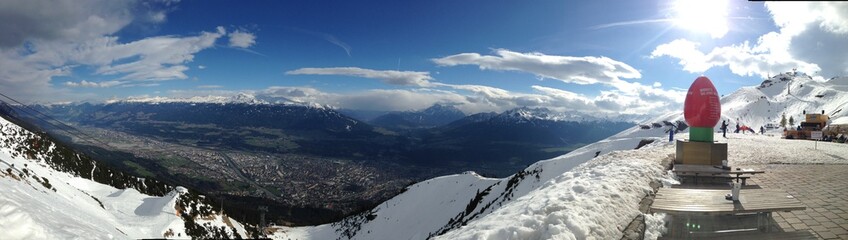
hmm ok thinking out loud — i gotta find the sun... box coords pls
[671,0,730,38]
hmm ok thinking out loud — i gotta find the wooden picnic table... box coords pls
[651,188,806,237]
[673,164,765,185]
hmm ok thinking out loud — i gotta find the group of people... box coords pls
[720,120,766,138]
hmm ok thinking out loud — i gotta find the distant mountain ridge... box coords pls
[369,104,466,129]
[407,107,635,175]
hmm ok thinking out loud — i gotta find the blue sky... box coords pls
[1,0,846,115]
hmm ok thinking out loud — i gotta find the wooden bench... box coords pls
[673,164,764,185]
[659,230,818,240]
[676,172,753,185]
[651,188,806,238]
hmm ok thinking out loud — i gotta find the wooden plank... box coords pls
[650,188,806,215]
[673,164,765,175]
[676,173,753,178]
[658,230,818,240]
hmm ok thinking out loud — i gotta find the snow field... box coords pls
[710,133,848,165]
[435,141,675,240]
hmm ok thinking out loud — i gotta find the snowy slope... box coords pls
[270,123,674,240]
[720,73,848,130]
[0,116,249,239]
[270,73,848,240]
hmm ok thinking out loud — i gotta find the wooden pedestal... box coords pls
[675,140,727,165]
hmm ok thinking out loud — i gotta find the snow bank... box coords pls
[643,213,668,240]
[707,133,848,165]
[435,142,672,240]
[272,122,673,240]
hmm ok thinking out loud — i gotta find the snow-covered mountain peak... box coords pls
[420,104,464,116]
[495,107,609,123]
[720,71,848,130]
[107,93,268,105]
[101,93,335,110]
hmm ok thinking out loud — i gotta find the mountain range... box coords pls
[369,104,467,130]
[267,72,848,239]
[10,98,635,226]
[2,72,847,238]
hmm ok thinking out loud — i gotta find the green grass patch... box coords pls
[243,136,300,151]
[156,155,192,169]
[122,160,155,177]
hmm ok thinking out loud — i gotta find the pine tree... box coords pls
[780,113,787,128]
[789,116,795,127]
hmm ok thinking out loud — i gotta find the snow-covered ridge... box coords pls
[720,72,848,130]
[493,106,643,123]
[0,115,250,239]
[100,92,329,109]
[631,72,848,131]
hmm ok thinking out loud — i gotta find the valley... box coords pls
[17,101,634,225]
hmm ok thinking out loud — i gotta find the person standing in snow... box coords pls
[721,120,728,138]
[668,124,675,142]
[760,126,765,135]
[735,123,740,133]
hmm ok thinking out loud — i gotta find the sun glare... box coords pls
[672,0,729,38]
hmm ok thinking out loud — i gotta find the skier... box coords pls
[760,126,765,135]
[735,123,740,133]
[721,120,728,138]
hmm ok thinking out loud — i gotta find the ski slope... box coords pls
[720,73,848,131]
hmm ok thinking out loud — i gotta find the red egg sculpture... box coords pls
[684,76,721,142]
[684,76,721,127]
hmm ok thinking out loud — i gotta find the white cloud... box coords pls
[197,65,206,69]
[323,34,352,57]
[291,28,352,56]
[15,27,225,82]
[430,49,683,114]
[259,86,476,112]
[154,80,684,116]
[228,30,256,48]
[766,2,848,35]
[286,67,433,87]
[0,0,134,48]
[434,82,683,115]
[0,0,229,102]
[65,80,124,88]
[651,39,820,78]
[432,49,641,85]
[652,2,848,78]
[0,25,226,100]
[197,85,223,89]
